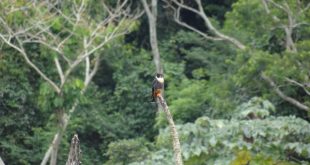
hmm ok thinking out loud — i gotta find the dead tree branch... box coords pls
[261,73,309,112]
[164,0,246,50]
[66,134,81,165]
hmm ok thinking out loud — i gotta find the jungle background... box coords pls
[0,0,310,164]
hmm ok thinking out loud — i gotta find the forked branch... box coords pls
[261,0,310,52]
[285,77,310,96]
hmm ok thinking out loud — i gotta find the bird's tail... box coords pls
[150,95,156,102]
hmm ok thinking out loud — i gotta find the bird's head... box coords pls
[156,73,164,83]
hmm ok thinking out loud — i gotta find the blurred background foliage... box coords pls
[0,0,310,164]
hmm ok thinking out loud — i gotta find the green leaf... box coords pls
[209,136,217,147]
[53,97,64,107]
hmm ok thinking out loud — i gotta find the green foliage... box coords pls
[231,49,310,116]
[224,0,272,49]
[232,97,275,119]
[132,98,310,165]
[0,50,52,164]
[1,0,310,164]
[101,44,158,140]
[221,0,310,117]
[106,138,151,165]
[156,79,208,127]
[230,149,251,165]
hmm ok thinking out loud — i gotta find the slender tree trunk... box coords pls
[50,131,62,165]
[284,27,297,52]
[149,13,162,74]
[50,100,66,165]
[142,0,162,74]
[41,103,76,165]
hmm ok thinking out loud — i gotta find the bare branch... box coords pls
[261,73,309,112]
[299,2,310,15]
[261,0,270,13]
[172,4,223,41]
[292,22,310,28]
[0,33,61,93]
[285,77,310,96]
[87,55,100,85]
[262,0,300,52]
[164,0,246,50]
[85,56,90,83]
[54,57,65,85]
[25,38,72,65]
[266,0,287,12]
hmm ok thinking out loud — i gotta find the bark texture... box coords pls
[142,0,162,74]
[66,134,81,165]
[158,95,183,165]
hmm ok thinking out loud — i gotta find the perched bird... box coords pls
[152,73,164,102]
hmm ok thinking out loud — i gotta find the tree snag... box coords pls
[157,95,183,165]
[66,134,81,165]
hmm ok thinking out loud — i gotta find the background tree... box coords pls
[0,0,140,164]
[1,0,309,164]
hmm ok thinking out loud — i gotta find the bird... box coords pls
[151,73,164,102]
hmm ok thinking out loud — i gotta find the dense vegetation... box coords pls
[0,0,309,164]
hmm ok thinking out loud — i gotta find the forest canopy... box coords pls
[0,0,309,165]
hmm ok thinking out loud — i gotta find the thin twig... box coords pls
[285,77,310,96]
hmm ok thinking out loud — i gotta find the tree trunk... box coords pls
[142,0,162,74]
[50,129,64,165]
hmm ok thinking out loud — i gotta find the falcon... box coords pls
[152,73,164,102]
